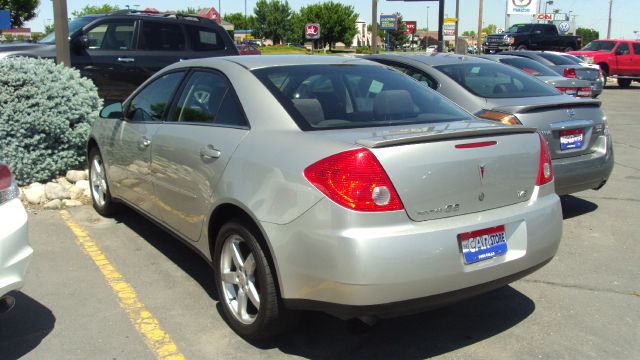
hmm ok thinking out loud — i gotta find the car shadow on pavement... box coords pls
[112,208,219,301]
[0,291,56,360]
[561,195,598,220]
[252,285,535,358]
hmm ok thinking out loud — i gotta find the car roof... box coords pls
[474,54,523,61]
[369,53,495,67]
[221,55,374,70]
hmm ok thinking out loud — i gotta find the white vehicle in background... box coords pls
[0,162,32,314]
[426,45,438,54]
[549,51,602,71]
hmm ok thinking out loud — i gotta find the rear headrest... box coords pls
[292,98,325,125]
[373,90,413,117]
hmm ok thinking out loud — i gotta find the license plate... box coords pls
[458,225,507,265]
[560,129,584,150]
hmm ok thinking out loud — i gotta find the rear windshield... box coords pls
[537,52,576,65]
[560,54,584,64]
[499,57,558,77]
[435,62,560,99]
[582,40,616,51]
[252,65,473,130]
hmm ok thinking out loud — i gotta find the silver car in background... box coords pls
[88,55,562,340]
[476,54,595,98]
[367,53,614,195]
[0,162,33,314]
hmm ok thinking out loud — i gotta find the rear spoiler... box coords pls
[357,126,537,148]
[497,99,601,114]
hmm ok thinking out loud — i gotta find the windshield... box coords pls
[252,65,473,130]
[581,40,616,52]
[435,62,560,99]
[499,57,558,77]
[38,16,96,44]
[507,24,534,33]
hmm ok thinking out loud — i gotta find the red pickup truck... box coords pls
[569,39,640,88]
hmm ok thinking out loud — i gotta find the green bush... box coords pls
[355,46,372,54]
[0,58,102,185]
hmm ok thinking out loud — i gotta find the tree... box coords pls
[254,0,292,45]
[299,2,358,49]
[482,24,498,36]
[0,0,39,28]
[223,12,258,31]
[71,4,120,18]
[43,23,54,35]
[283,11,306,44]
[462,30,476,37]
[576,28,599,46]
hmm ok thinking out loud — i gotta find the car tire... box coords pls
[88,148,119,217]
[618,78,632,88]
[601,68,609,87]
[517,45,527,51]
[214,219,297,340]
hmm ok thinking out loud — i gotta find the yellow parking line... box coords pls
[60,210,186,360]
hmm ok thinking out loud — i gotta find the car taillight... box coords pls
[536,133,554,186]
[563,68,577,78]
[476,110,522,125]
[0,163,19,205]
[577,87,592,98]
[304,148,404,212]
[556,87,578,96]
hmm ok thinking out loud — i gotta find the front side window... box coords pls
[126,72,185,121]
[252,65,473,130]
[435,62,560,99]
[186,26,224,51]
[381,62,438,89]
[140,21,186,51]
[86,21,135,50]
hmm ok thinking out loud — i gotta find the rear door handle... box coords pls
[117,57,135,63]
[200,145,221,159]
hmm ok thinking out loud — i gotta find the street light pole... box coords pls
[477,0,484,52]
[454,0,460,53]
[371,0,378,53]
[607,0,613,39]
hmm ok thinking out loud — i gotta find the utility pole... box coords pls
[454,0,460,53]
[505,0,509,30]
[477,0,484,51]
[438,0,444,52]
[372,0,378,53]
[607,0,613,39]
[52,0,70,67]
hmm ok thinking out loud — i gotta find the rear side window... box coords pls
[616,42,630,55]
[186,26,225,51]
[140,21,186,51]
[126,72,185,121]
[86,21,135,50]
[633,43,640,55]
[435,62,559,99]
[252,64,473,130]
[537,52,576,65]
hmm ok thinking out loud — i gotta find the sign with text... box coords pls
[379,14,398,31]
[305,23,320,39]
[507,0,539,15]
[443,17,456,41]
[404,21,417,34]
[0,10,10,30]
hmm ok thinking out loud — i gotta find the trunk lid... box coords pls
[489,97,604,160]
[351,121,540,222]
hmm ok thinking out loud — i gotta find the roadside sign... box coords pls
[558,22,570,34]
[0,10,10,30]
[404,21,417,34]
[507,0,538,15]
[443,17,456,41]
[305,23,320,40]
[379,14,398,31]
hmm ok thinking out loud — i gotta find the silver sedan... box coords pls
[367,53,614,195]
[88,55,562,339]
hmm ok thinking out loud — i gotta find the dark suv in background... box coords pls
[0,10,238,103]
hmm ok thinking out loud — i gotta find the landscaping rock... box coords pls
[24,183,46,204]
[44,199,62,209]
[66,170,88,183]
[56,177,73,190]
[83,188,91,198]
[69,186,85,200]
[63,199,83,207]
[45,182,69,200]
[75,179,90,190]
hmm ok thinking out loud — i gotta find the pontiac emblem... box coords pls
[478,164,486,184]
[567,108,576,120]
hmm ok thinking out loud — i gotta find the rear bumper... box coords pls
[263,184,562,318]
[553,135,614,195]
[0,199,32,298]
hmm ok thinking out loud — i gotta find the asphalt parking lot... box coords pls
[1,84,639,360]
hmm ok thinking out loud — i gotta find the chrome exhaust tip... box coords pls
[0,295,16,314]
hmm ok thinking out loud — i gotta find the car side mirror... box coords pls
[72,35,90,50]
[100,102,123,119]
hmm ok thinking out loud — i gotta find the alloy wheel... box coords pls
[90,156,108,207]
[220,234,260,324]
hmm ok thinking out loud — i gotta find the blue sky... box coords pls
[25,0,639,40]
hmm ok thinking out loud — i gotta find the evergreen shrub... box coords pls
[0,57,102,185]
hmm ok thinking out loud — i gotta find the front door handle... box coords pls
[138,136,151,149]
[117,57,135,63]
[200,145,221,159]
